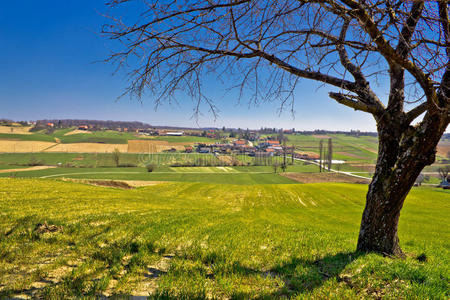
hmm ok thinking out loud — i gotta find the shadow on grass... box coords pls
[149,251,365,299]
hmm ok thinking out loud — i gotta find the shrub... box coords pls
[112,148,121,167]
[146,164,156,172]
[118,163,137,168]
[28,156,45,166]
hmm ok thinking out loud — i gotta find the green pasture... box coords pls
[0,179,448,298]
[0,166,296,185]
[0,128,220,145]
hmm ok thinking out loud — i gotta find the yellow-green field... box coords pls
[0,179,448,298]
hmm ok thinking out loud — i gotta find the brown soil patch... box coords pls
[282,172,370,184]
[61,178,166,188]
[0,141,56,152]
[64,129,93,136]
[34,222,63,234]
[0,166,56,173]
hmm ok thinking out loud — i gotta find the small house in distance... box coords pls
[233,140,247,147]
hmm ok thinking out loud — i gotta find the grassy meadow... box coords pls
[0,179,448,298]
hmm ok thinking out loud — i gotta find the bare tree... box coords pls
[415,173,425,186]
[438,166,450,180]
[319,139,324,172]
[103,0,449,255]
[273,162,279,173]
[112,148,121,167]
[327,138,333,171]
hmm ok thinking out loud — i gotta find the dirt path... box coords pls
[60,178,167,188]
[0,166,56,173]
[282,172,371,184]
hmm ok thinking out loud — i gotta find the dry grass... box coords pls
[295,150,319,157]
[128,140,186,153]
[46,143,128,153]
[0,166,55,174]
[0,126,32,134]
[63,130,92,136]
[0,141,56,152]
[348,164,376,172]
[217,155,234,164]
[281,172,371,184]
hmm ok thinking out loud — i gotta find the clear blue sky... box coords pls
[0,0,382,131]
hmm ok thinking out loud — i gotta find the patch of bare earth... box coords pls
[61,178,166,188]
[0,166,56,173]
[282,172,370,184]
[103,254,174,298]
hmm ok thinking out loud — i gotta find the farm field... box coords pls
[280,134,379,163]
[0,179,448,298]
[0,127,217,146]
[0,166,298,185]
[0,126,33,134]
[0,153,319,169]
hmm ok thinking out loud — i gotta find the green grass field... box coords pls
[0,166,299,185]
[0,128,219,145]
[277,134,379,163]
[0,179,448,298]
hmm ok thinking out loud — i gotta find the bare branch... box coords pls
[329,92,382,114]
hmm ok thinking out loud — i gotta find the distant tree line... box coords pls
[34,119,153,131]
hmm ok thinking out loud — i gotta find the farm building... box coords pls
[166,131,184,136]
[233,140,247,147]
[259,140,281,148]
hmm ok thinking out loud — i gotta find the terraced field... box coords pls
[0,179,448,298]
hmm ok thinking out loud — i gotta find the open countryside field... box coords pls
[0,179,448,298]
[0,126,33,134]
[283,134,379,163]
[0,165,307,185]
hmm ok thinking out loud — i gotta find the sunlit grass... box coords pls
[0,179,448,298]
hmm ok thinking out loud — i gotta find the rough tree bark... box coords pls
[103,0,450,255]
[358,106,448,255]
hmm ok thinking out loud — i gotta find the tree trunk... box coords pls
[357,110,448,255]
